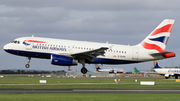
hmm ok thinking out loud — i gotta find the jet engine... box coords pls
[51,54,78,66]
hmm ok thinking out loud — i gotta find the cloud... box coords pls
[1,0,180,11]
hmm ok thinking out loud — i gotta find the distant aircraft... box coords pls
[154,62,180,79]
[134,67,143,73]
[134,67,155,73]
[96,65,123,74]
[3,19,175,74]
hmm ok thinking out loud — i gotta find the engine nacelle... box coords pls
[51,54,78,66]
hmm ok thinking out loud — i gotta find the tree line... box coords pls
[0,69,51,74]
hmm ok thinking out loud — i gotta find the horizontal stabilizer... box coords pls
[150,51,175,58]
[150,52,171,56]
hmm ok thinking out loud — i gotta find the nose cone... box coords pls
[3,44,10,52]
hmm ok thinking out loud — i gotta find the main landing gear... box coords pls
[175,76,178,79]
[79,59,88,74]
[81,67,87,74]
[25,57,31,68]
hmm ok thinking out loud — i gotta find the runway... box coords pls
[0,89,180,93]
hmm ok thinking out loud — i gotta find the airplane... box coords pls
[96,65,124,74]
[3,19,175,74]
[134,67,142,73]
[134,67,156,73]
[154,62,180,79]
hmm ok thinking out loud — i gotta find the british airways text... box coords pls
[32,45,67,51]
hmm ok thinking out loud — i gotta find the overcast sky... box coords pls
[1,0,180,72]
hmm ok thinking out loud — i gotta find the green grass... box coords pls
[0,76,180,101]
[0,93,179,101]
[0,76,180,89]
[1,83,180,89]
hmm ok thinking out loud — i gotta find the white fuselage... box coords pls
[154,68,180,76]
[3,37,163,65]
[97,68,124,73]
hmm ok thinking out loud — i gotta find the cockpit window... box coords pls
[12,40,20,44]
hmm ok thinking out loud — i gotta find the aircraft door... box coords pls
[132,48,138,60]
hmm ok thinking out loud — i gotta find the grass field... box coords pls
[0,75,180,89]
[0,75,180,101]
[0,93,179,101]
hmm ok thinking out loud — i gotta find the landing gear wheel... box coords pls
[81,67,87,74]
[165,77,169,79]
[25,64,30,68]
[25,57,31,68]
[175,76,178,79]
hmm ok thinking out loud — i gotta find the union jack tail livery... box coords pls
[139,19,175,58]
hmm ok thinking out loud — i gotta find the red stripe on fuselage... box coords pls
[23,40,46,43]
[150,24,173,36]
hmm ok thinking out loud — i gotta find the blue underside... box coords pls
[174,74,180,76]
[4,49,140,64]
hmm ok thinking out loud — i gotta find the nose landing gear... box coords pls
[25,57,31,68]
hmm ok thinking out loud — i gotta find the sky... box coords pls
[1,0,180,72]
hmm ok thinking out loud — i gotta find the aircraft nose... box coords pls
[3,44,10,52]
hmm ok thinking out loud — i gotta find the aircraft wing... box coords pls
[71,47,109,62]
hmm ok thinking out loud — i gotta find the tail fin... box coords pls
[95,65,101,71]
[154,62,162,69]
[134,67,140,73]
[140,19,175,52]
[154,60,157,67]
